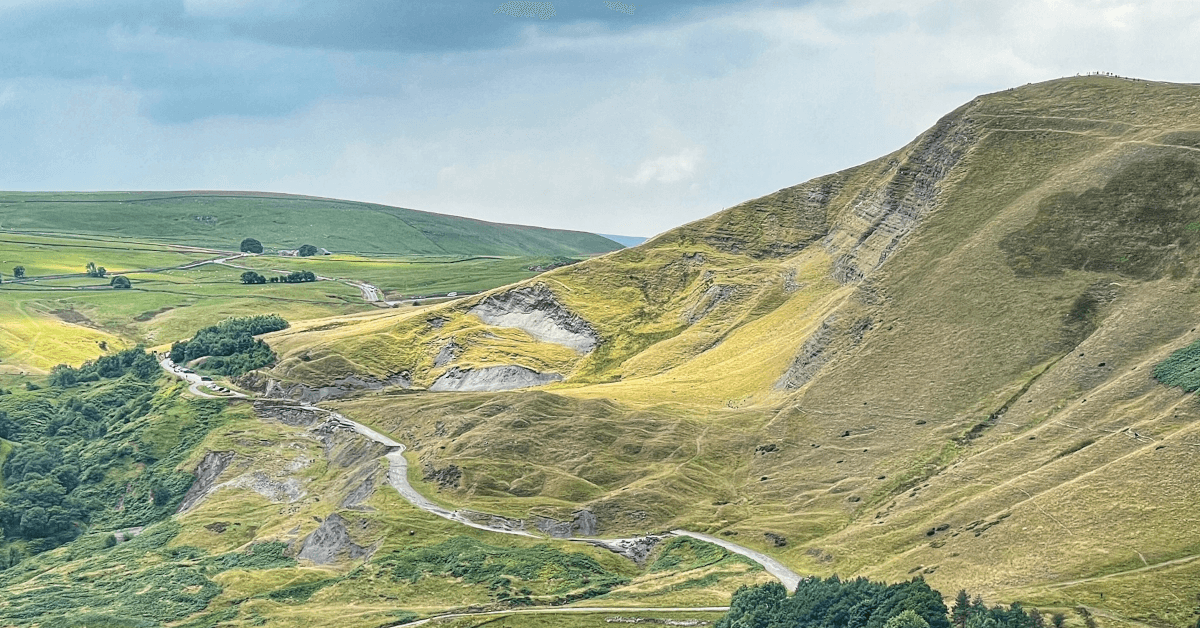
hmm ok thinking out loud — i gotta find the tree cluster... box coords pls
[168,315,288,376]
[0,378,210,564]
[11,266,24,279]
[297,244,319,257]
[269,270,316,283]
[85,262,107,278]
[109,276,131,289]
[48,347,159,388]
[715,576,950,628]
[240,271,267,284]
[951,590,1051,628]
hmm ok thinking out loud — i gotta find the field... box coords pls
[0,232,582,380]
[0,191,622,256]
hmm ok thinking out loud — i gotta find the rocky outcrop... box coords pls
[422,463,462,489]
[533,510,599,538]
[824,111,980,284]
[260,372,411,403]
[297,513,370,565]
[429,365,562,392]
[254,402,323,427]
[775,315,873,391]
[177,451,235,514]
[468,284,600,353]
[775,318,836,391]
[585,534,666,565]
[681,284,736,324]
[433,339,461,367]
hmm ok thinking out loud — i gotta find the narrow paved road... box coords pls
[160,358,249,399]
[304,403,801,587]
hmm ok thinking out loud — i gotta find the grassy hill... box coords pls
[252,76,1200,626]
[0,191,622,256]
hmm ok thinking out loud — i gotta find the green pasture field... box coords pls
[0,191,621,256]
[232,253,563,297]
[0,232,572,378]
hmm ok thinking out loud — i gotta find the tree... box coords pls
[240,271,266,284]
[109,276,131,289]
[952,590,972,628]
[297,244,319,257]
[240,238,264,254]
[85,262,107,278]
[885,610,931,628]
[12,266,24,278]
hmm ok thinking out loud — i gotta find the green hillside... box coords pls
[6,76,1200,627]
[254,77,1200,626]
[0,191,622,256]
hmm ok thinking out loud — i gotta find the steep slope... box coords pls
[247,76,1200,626]
[0,190,623,256]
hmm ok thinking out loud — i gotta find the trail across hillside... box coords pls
[300,402,803,589]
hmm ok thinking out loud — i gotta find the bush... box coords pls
[1154,338,1200,392]
[240,238,264,254]
[109,276,131,289]
[12,266,25,278]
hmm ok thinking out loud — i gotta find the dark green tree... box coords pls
[240,271,267,284]
[12,265,24,278]
[953,590,972,628]
[297,244,319,257]
[239,238,264,254]
[109,276,131,289]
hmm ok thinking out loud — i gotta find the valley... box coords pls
[1,76,1199,628]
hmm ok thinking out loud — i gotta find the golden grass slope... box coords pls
[254,77,1200,625]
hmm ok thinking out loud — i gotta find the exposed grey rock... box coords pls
[823,112,979,284]
[340,467,378,510]
[574,510,598,536]
[297,513,369,565]
[681,284,736,324]
[458,510,529,533]
[225,471,306,503]
[775,317,836,391]
[262,372,411,403]
[469,283,600,353]
[535,516,575,538]
[433,339,461,367]
[177,451,235,514]
[429,365,562,392]
[254,402,323,427]
[585,534,665,565]
[422,463,462,489]
[775,315,873,391]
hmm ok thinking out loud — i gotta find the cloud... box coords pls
[4,0,1200,238]
[633,147,704,184]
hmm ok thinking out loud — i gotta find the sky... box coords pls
[1,1,1199,238]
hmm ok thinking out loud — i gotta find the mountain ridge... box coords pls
[242,76,1200,625]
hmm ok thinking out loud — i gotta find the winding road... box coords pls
[304,403,803,589]
[158,363,803,626]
